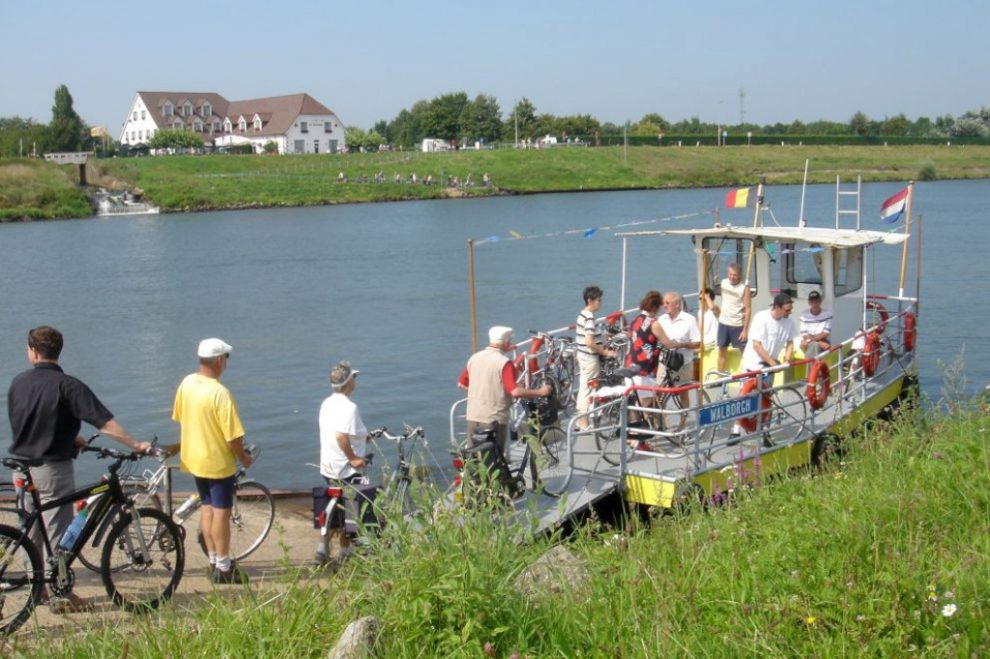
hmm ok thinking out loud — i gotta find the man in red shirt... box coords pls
[457,326,551,452]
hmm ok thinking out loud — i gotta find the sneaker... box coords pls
[211,563,249,585]
[726,433,742,447]
[313,551,330,567]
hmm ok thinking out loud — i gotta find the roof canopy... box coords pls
[626,226,909,248]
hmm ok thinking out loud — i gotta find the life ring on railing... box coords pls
[527,336,544,380]
[738,377,772,433]
[903,312,917,352]
[605,310,627,332]
[862,331,881,377]
[866,300,890,333]
[806,360,831,410]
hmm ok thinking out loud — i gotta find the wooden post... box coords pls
[468,239,478,353]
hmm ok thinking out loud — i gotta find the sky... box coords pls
[3,0,988,135]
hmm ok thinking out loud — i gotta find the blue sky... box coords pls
[3,0,987,133]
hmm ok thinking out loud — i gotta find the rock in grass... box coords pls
[328,616,378,659]
[514,545,589,601]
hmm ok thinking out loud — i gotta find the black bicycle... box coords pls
[0,443,185,635]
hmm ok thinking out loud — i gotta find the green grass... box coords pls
[4,145,990,219]
[89,144,990,214]
[18,396,988,657]
[0,159,92,220]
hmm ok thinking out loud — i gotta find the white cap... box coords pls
[488,325,513,344]
[330,361,360,388]
[198,338,233,358]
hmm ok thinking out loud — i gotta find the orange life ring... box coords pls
[738,377,772,433]
[903,312,917,352]
[862,332,881,377]
[527,336,544,379]
[605,311,627,331]
[866,300,890,333]
[806,360,831,410]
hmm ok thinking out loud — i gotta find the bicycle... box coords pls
[529,330,577,415]
[76,442,273,572]
[701,369,808,459]
[312,425,426,550]
[0,443,184,635]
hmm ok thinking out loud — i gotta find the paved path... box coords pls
[9,494,326,642]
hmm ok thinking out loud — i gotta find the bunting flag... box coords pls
[583,227,598,238]
[725,187,751,209]
[509,230,524,240]
[880,187,909,224]
[471,210,709,245]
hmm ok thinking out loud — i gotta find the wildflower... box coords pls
[942,603,957,617]
[805,616,817,625]
[944,591,954,599]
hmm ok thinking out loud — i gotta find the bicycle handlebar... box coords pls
[369,426,425,442]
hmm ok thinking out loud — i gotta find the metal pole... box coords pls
[620,236,628,314]
[744,179,765,283]
[898,181,915,298]
[468,239,478,353]
[914,212,923,314]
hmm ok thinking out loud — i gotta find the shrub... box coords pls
[918,159,937,181]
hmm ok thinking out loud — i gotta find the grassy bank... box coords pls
[4,145,990,219]
[19,399,989,657]
[86,144,990,214]
[0,159,92,220]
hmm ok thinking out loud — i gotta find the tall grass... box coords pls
[10,400,990,657]
[0,159,92,220]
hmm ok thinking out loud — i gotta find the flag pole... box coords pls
[897,181,915,298]
[744,177,765,284]
[620,236,628,314]
[468,239,478,353]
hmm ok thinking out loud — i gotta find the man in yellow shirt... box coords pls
[172,338,253,584]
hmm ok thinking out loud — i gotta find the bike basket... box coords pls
[660,348,685,372]
[526,397,558,427]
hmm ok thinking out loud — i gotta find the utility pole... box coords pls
[739,88,746,126]
[514,103,519,148]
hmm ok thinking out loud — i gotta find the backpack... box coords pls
[661,348,685,373]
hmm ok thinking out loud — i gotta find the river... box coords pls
[2,179,987,488]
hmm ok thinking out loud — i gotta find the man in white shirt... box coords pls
[740,293,797,373]
[658,291,702,431]
[797,290,832,358]
[316,361,369,567]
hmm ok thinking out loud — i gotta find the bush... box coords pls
[918,159,938,181]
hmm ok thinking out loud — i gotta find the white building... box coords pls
[118,91,346,154]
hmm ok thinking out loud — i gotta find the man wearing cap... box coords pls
[172,337,253,584]
[797,291,832,358]
[316,360,368,567]
[7,325,150,612]
[740,293,797,374]
[457,326,552,453]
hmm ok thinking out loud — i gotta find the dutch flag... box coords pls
[880,187,909,224]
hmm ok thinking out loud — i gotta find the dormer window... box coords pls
[182,101,193,117]
[173,119,183,129]
[253,116,262,131]
[193,118,204,132]
[202,102,212,117]
[223,118,232,133]
[212,120,221,133]
[163,102,173,117]
[238,117,247,131]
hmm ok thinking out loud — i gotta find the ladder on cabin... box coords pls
[835,176,862,230]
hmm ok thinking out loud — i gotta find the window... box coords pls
[139,130,143,140]
[163,102,173,116]
[183,102,193,117]
[324,122,332,133]
[314,140,319,153]
[193,119,203,132]
[238,118,247,131]
[212,120,221,133]
[132,111,137,120]
[173,119,183,129]
[832,247,863,296]
[253,117,262,131]
[141,110,146,120]
[223,118,232,133]
[202,102,212,117]
[300,121,308,133]
[703,237,760,295]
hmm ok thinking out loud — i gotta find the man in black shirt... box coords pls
[7,326,148,610]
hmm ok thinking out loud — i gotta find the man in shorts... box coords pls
[173,338,253,584]
[797,290,832,358]
[717,263,752,372]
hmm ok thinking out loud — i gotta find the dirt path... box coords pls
[8,494,328,642]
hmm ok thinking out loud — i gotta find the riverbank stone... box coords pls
[329,615,379,659]
[514,545,590,601]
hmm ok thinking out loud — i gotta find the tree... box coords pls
[849,111,870,136]
[632,112,668,136]
[0,116,49,157]
[48,84,85,152]
[421,92,469,140]
[148,128,204,150]
[459,94,502,143]
[263,140,278,154]
[880,113,909,136]
[504,98,537,140]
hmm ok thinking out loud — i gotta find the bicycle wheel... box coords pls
[79,490,162,573]
[536,426,569,497]
[768,385,808,446]
[658,387,711,448]
[101,507,184,613]
[593,399,633,466]
[0,524,43,635]
[196,480,275,561]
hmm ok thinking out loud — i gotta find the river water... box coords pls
[2,179,988,488]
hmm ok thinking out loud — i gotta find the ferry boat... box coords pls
[449,178,920,529]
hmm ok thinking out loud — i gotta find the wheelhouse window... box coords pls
[832,247,863,296]
[702,237,759,296]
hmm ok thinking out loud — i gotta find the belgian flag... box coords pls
[724,187,751,209]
